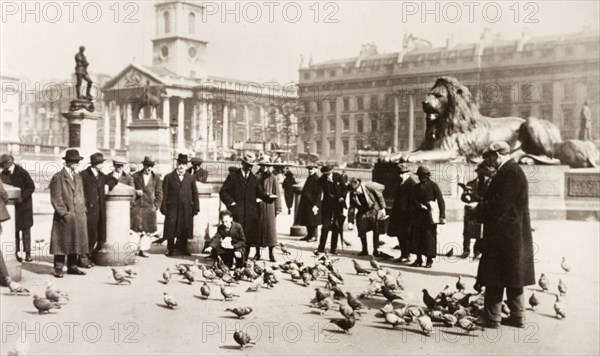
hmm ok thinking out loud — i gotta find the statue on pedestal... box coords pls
[131,80,167,119]
[70,46,95,112]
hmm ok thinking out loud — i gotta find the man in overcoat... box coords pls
[410,166,446,268]
[297,165,322,243]
[160,154,199,256]
[49,149,88,278]
[348,178,386,257]
[132,156,162,257]
[188,157,208,183]
[255,156,282,262]
[316,165,348,255]
[387,164,416,263]
[1,154,35,262]
[282,168,298,215]
[110,158,134,187]
[472,141,534,329]
[219,153,276,260]
[80,152,118,267]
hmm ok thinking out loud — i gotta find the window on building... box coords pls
[329,118,336,132]
[164,11,171,34]
[316,101,322,112]
[371,119,378,131]
[357,119,363,133]
[329,101,336,112]
[303,72,311,80]
[356,139,363,149]
[370,95,379,110]
[329,70,336,77]
[303,101,310,113]
[317,70,325,77]
[542,83,553,103]
[563,82,575,101]
[343,98,350,111]
[343,140,349,155]
[342,117,349,131]
[329,140,336,156]
[565,47,574,56]
[357,97,364,110]
[189,12,196,34]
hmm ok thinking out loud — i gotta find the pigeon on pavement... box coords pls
[33,295,60,314]
[561,257,571,273]
[163,268,171,284]
[112,268,131,285]
[221,285,240,301]
[226,307,253,319]
[233,326,256,349]
[538,273,549,291]
[558,279,567,296]
[384,312,406,328]
[330,316,356,334]
[8,280,30,295]
[456,276,466,292]
[416,315,433,336]
[370,256,380,270]
[200,282,211,299]
[529,291,539,310]
[422,289,437,310]
[352,260,370,275]
[124,268,137,277]
[554,294,566,319]
[163,292,177,309]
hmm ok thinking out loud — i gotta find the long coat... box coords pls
[161,171,199,240]
[80,167,118,249]
[462,177,490,238]
[49,168,89,255]
[282,173,297,210]
[476,160,535,288]
[131,171,162,233]
[254,172,282,247]
[219,169,273,245]
[209,221,246,255]
[1,164,35,230]
[318,173,348,226]
[188,166,208,183]
[387,176,416,238]
[411,179,445,256]
[296,173,322,227]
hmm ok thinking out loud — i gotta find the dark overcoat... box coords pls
[296,173,322,227]
[254,172,282,247]
[462,177,490,238]
[80,167,118,248]
[49,168,89,255]
[282,173,297,210]
[161,171,199,240]
[1,164,35,230]
[209,221,246,255]
[188,166,208,183]
[318,172,348,226]
[476,159,535,288]
[219,169,273,245]
[387,176,416,238]
[131,171,163,233]
[410,178,445,256]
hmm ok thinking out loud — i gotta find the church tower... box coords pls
[152,1,208,79]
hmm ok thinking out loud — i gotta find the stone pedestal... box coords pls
[127,119,173,176]
[61,109,101,163]
[189,182,221,253]
[93,183,136,266]
[1,184,22,281]
[290,182,307,236]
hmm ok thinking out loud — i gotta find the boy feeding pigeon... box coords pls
[204,210,246,268]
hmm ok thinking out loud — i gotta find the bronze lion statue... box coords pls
[395,77,598,168]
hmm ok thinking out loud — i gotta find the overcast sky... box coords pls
[1,0,599,84]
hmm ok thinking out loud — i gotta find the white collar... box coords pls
[7,164,15,174]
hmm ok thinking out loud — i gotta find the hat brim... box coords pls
[240,158,256,165]
[63,156,83,162]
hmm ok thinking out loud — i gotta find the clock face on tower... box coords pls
[188,46,197,58]
[161,45,169,59]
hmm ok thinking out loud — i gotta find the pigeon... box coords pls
[473,282,483,293]
[405,305,426,321]
[445,248,454,257]
[163,292,177,309]
[246,283,261,292]
[222,273,238,285]
[538,273,549,291]
[326,273,341,289]
[558,279,567,296]
[422,289,437,310]
[8,280,30,295]
[346,292,368,311]
[339,304,355,319]
[382,274,397,290]
[330,315,356,334]
[554,294,566,319]
[124,268,137,277]
[313,297,336,314]
[163,268,171,284]
[529,292,539,310]
[501,301,511,316]
[416,315,433,336]
[184,270,195,284]
[279,243,291,255]
[395,272,405,291]
[457,317,483,333]
[175,264,187,275]
[290,270,301,281]
[112,268,131,284]
[45,287,68,304]
[314,288,331,303]
[384,312,406,328]
[381,285,403,302]
[370,256,380,270]
[376,267,387,280]
[560,257,571,273]
[352,260,370,275]
[331,286,346,300]
[221,285,240,301]
[301,271,311,287]
[33,295,61,313]
[226,307,253,319]
[200,282,211,299]
[456,276,466,292]
[442,314,458,327]
[233,326,256,349]
[430,310,445,322]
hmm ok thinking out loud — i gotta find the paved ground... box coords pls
[1,205,599,355]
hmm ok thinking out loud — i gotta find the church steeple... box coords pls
[152,0,208,79]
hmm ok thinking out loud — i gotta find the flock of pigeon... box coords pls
[5,246,572,350]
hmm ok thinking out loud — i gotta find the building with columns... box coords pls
[298,28,600,163]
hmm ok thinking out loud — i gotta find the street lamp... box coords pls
[169,115,178,169]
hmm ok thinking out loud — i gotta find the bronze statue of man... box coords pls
[75,46,93,99]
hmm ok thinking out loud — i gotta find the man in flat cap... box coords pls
[387,164,417,263]
[219,152,277,260]
[79,152,118,267]
[132,156,162,257]
[110,158,134,187]
[472,141,534,329]
[188,157,208,183]
[1,154,35,262]
[49,149,88,277]
[316,164,348,255]
[159,154,199,256]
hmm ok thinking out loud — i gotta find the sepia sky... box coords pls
[1,0,599,84]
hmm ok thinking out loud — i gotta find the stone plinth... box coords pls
[1,184,21,281]
[61,110,101,163]
[290,182,307,236]
[127,119,174,176]
[189,182,221,254]
[93,183,136,266]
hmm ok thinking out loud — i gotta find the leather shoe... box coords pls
[165,250,174,257]
[15,254,22,263]
[53,270,64,278]
[425,262,433,268]
[67,267,86,275]
[139,251,150,258]
[269,254,276,263]
[459,251,470,259]
[501,317,525,328]
[475,317,500,329]
[372,250,381,257]
[307,237,317,243]
[24,254,33,262]
[299,236,310,241]
[357,251,369,256]
[410,261,423,267]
